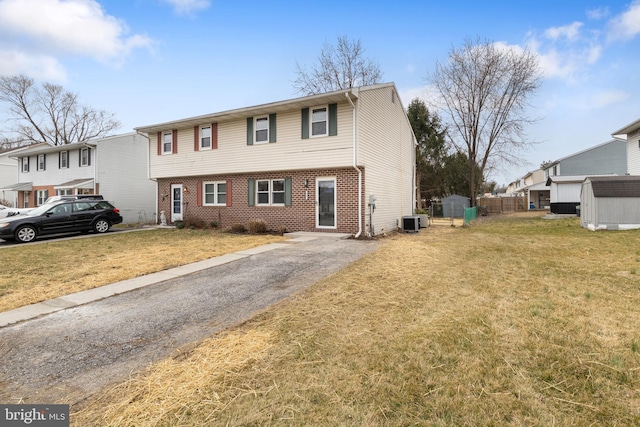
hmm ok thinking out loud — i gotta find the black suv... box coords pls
[0,199,123,243]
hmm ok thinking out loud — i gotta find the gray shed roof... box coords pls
[586,176,640,197]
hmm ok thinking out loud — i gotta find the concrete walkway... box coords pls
[0,231,351,328]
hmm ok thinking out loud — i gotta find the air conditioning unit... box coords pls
[402,216,420,233]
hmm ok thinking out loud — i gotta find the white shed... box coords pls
[581,176,640,231]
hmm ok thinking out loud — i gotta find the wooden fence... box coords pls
[478,197,527,214]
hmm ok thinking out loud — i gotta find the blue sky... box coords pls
[0,0,639,185]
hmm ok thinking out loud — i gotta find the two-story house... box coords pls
[544,139,627,214]
[0,147,22,206]
[6,133,156,223]
[612,117,640,174]
[134,83,416,236]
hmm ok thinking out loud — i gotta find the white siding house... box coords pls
[8,133,156,223]
[135,83,416,236]
[612,117,640,174]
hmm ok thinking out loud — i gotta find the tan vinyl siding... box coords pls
[149,103,353,179]
[357,85,415,234]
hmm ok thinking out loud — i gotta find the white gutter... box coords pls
[345,92,362,238]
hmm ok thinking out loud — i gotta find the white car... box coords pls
[0,205,33,219]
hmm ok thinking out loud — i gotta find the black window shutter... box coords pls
[246,117,253,145]
[88,149,91,166]
[301,108,309,139]
[329,103,337,136]
[269,113,277,143]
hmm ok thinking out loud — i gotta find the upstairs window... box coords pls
[311,107,327,137]
[162,131,173,154]
[301,104,337,139]
[37,154,46,171]
[255,116,269,144]
[59,150,68,168]
[246,115,276,145]
[80,148,90,166]
[200,126,211,149]
[21,157,29,173]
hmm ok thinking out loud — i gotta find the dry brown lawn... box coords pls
[68,213,640,426]
[0,228,285,313]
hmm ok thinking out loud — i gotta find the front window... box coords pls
[80,148,90,166]
[22,157,29,173]
[255,116,269,144]
[311,107,327,137]
[256,179,285,206]
[162,131,173,154]
[56,189,73,196]
[203,181,226,206]
[200,126,211,149]
[36,189,48,206]
[60,151,68,168]
[37,154,46,171]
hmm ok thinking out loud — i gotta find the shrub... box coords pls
[183,216,206,229]
[278,226,287,236]
[209,221,218,229]
[230,223,246,233]
[175,222,185,229]
[247,219,268,234]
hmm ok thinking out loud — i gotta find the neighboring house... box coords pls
[543,139,626,214]
[612,117,640,174]
[581,176,640,231]
[507,169,548,209]
[134,83,416,236]
[0,148,21,206]
[5,133,156,223]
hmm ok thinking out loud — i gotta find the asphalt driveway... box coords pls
[0,235,379,406]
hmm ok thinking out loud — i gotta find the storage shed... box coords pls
[581,176,640,230]
[442,194,470,218]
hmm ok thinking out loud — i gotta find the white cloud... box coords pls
[0,0,154,74]
[587,7,610,20]
[544,22,583,42]
[590,90,631,108]
[0,50,67,81]
[608,0,640,40]
[161,0,210,15]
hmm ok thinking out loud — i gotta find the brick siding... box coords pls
[157,168,366,234]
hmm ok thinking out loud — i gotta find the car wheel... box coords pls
[94,219,111,233]
[15,225,37,243]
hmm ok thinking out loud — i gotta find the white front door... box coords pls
[316,177,336,229]
[171,184,183,222]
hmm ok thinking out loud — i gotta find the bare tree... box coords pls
[0,74,121,146]
[293,36,383,95]
[428,38,542,206]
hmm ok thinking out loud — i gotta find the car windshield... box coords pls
[27,203,61,216]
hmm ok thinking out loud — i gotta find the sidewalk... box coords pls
[0,231,352,328]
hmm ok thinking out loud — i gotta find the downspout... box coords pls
[345,92,362,238]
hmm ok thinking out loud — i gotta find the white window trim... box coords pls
[22,157,29,173]
[200,125,212,150]
[256,179,285,206]
[80,147,90,166]
[162,131,173,155]
[203,180,226,206]
[310,105,328,138]
[37,154,45,171]
[254,116,270,145]
[36,189,47,206]
[60,150,68,169]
